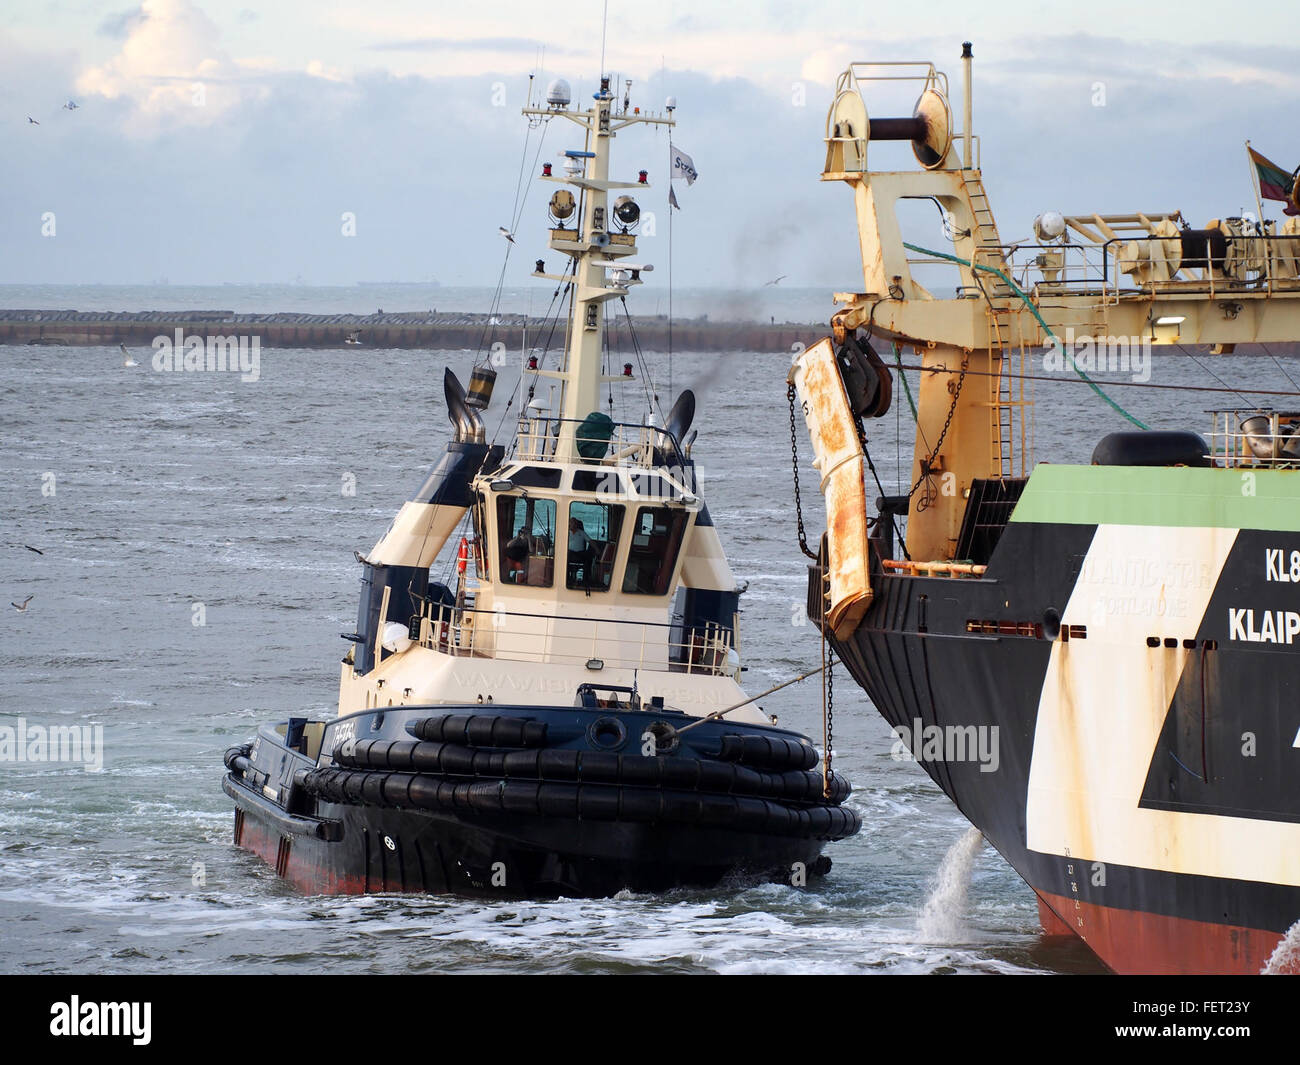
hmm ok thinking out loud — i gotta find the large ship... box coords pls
[223,73,859,898]
[790,45,1300,973]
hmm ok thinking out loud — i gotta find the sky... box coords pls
[3,0,1299,289]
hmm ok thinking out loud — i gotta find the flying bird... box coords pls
[27,116,39,125]
[63,100,78,111]
[498,226,515,243]
[764,275,787,286]
[23,545,43,555]
[11,595,33,613]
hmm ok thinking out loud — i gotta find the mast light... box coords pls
[613,196,641,227]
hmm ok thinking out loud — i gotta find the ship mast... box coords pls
[523,76,674,463]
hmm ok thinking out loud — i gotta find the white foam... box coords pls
[1262,917,1300,974]
[917,826,985,943]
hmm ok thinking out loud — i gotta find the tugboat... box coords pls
[224,73,859,898]
[790,44,1300,973]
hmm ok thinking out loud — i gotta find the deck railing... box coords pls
[412,601,737,677]
[1206,409,1300,469]
[514,416,687,471]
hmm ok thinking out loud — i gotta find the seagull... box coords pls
[23,545,43,555]
[120,343,138,367]
[27,116,39,125]
[11,595,33,613]
[63,100,78,111]
[764,275,787,286]
[498,226,516,243]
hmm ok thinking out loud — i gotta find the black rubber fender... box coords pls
[406,714,548,748]
[331,739,851,804]
[1091,430,1210,468]
[223,743,253,770]
[715,734,819,772]
[300,767,861,841]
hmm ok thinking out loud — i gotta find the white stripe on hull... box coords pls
[1027,523,1300,886]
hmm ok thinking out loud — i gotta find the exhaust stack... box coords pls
[962,42,973,170]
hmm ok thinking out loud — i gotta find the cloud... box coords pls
[76,0,266,127]
[98,7,147,39]
[5,14,1295,290]
[366,37,559,54]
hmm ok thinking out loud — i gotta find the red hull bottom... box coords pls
[1036,890,1296,974]
[234,809,370,895]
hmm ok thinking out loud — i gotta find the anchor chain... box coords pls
[823,645,835,798]
[788,383,819,560]
[908,355,969,511]
[819,559,835,796]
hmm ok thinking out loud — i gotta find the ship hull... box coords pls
[229,787,829,897]
[823,465,1300,974]
[225,704,857,899]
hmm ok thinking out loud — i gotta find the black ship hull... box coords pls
[225,704,858,899]
[818,465,1300,974]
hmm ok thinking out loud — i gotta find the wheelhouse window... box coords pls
[566,501,624,591]
[471,493,490,580]
[622,506,688,596]
[497,496,556,587]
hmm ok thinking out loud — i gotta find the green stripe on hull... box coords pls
[1010,465,1300,531]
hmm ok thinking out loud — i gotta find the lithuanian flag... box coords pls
[1248,146,1299,216]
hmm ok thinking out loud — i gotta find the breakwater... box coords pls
[0,308,821,353]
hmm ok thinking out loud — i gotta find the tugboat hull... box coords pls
[229,798,832,897]
[225,705,857,899]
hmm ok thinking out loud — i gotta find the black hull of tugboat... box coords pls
[225,705,858,899]
[228,792,832,897]
[816,467,1300,974]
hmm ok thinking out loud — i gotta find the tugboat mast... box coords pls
[523,76,674,461]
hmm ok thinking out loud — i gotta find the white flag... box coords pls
[668,185,680,210]
[669,144,698,185]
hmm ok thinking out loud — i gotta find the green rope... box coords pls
[900,241,1149,430]
[892,341,918,421]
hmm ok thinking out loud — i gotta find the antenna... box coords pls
[664,54,673,402]
[599,0,609,79]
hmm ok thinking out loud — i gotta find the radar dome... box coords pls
[546,78,572,108]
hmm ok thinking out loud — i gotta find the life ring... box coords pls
[456,536,469,575]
